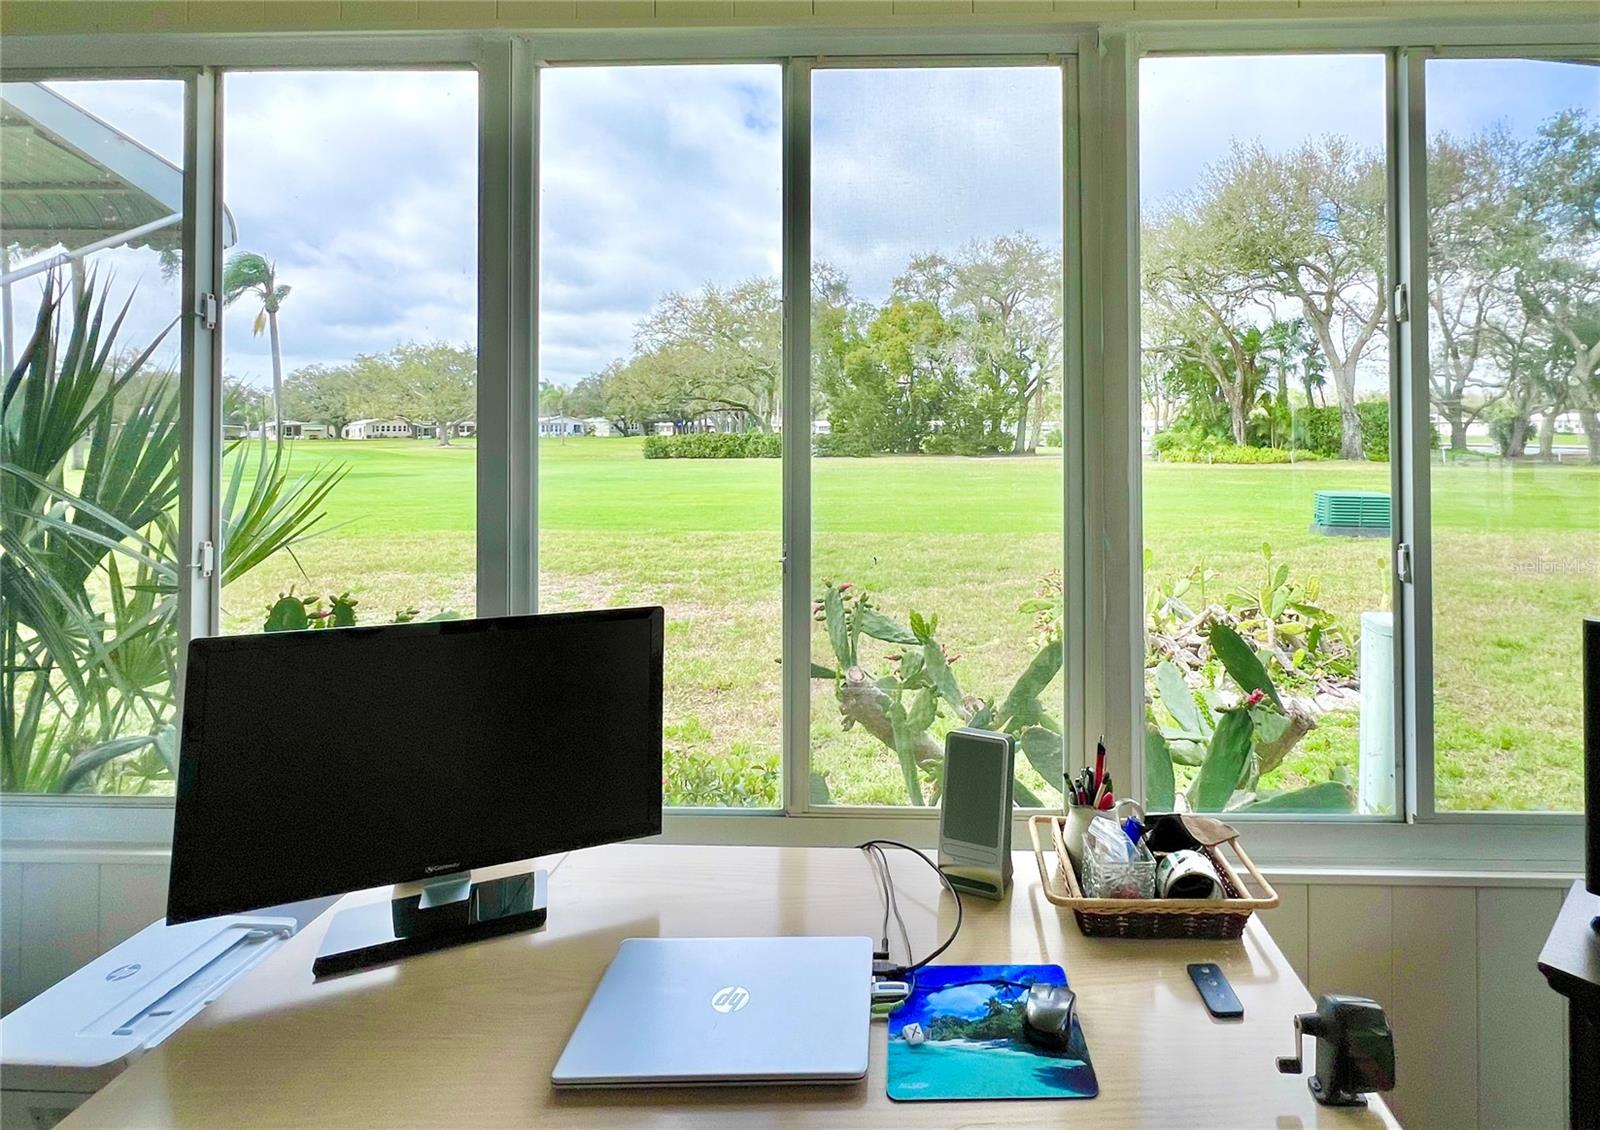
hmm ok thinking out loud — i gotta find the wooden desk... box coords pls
[67,845,1397,1128]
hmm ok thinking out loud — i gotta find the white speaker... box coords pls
[937,728,1015,901]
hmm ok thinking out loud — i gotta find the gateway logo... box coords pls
[424,863,460,874]
[710,985,750,1014]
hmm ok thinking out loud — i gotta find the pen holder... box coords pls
[1061,801,1097,873]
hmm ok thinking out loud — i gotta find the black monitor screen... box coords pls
[167,608,663,923]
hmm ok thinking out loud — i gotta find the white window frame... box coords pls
[0,17,1591,874]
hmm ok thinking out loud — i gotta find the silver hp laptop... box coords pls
[552,936,872,1087]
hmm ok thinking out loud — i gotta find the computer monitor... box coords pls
[167,607,663,974]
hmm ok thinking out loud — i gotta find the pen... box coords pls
[1093,740,1106,793]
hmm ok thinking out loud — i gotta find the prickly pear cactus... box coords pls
[263,590,313,632]
[328,592,359,627]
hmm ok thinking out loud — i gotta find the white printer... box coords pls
[0,915,294,1130]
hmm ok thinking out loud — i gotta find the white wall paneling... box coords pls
[1475,887,1566,1130]
[1257,880,1310,984]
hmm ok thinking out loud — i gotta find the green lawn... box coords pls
[223,437,1598,812]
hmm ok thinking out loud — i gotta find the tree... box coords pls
[538,379,568,418]
[222,377,269,434]
[1426,127,1520,452]
[636,277,780,431]
[1208,138,1389,459]
[949,235,1062,452]
[823,297,957,453]
[1507,109,1600,463]
[1144,205,1271,445]
[370,342,476,447]
[1261,317,1325,446]
[893,237,1062,453]
[282,363,372,439]
[221,252,291,447]
[560,373,607,422]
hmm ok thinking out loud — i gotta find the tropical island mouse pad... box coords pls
[886,964,1099,1102]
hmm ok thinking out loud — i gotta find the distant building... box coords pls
[342,418,413,440]
[585,417,617,437]
[540,415,588,437]
[263,420,332,441]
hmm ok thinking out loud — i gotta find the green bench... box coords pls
[1311,490,1391,537]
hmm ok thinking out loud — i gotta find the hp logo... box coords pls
[710,985,750,1014]
[106,963,141,982]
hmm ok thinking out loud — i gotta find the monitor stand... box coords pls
[312,868,547,977]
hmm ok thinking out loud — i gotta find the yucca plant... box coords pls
[2,271,344,793]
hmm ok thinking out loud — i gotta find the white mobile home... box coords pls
[343,418,414,440]
[539,415,587,437]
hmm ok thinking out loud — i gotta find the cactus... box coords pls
[1145,622,1354,813]
[811,581,1064,806]
[262,589,455,633]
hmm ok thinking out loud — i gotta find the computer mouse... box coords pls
[1021,983,1078,1052]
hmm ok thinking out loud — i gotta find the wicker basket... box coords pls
[1027,814,1278,939]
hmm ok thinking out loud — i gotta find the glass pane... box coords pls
[1139,55,1393,815]
[218,72,478,633]
[1425,58,1600,812]
[2,79,186,795]
[538,65,784,809]
[810,66,1066,808]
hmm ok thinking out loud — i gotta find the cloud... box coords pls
[9,59,1594,393]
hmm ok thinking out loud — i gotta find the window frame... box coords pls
[0,20,1591,873]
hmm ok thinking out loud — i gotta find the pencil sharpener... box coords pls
[1276,994,1396,1106]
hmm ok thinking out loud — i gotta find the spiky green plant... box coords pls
[2,271,343,793]
[810,581,1064,806]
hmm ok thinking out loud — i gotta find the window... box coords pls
[537,65,784,808]
[2,79,187,794]
[808,65,1067,808]
[1139,55,1394,816]
[4,27,1590,860]
[1424,57,1600,812]
[218,70,478,635]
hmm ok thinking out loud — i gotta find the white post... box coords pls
[1358,611,1396,814]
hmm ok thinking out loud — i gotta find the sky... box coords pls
[4,57,1593,391]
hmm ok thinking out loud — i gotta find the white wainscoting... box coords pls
[0,859,1575,1129]
[1257,873,1573,1130]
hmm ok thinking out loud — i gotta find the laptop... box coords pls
[551,936,872,1087]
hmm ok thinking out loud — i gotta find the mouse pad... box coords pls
[886,964,1099,1102]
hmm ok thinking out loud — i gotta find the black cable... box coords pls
[857,838,963,976]
[866,842,913,968]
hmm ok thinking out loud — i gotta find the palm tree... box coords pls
[221,252,291,447]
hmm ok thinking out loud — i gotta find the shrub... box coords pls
[921,432,992,456]
[1293,405,1343,457]
[1157,442,1322,464]
[642,432,780,459]
[1290,401,1391,461]
[813,430,873,458]
[1357,400,1390,462]
[663,743,779,808]
[1043,429,1064,448]
[1484,402,1520,456]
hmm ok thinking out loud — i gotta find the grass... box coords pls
[221,437,1598,813]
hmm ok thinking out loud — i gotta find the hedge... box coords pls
[1292,402,1390,461]
[1157,443,1323,465]
[642,432,781,459]
[813,431,874,458]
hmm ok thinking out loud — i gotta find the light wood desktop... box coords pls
[67,844,1398,1128]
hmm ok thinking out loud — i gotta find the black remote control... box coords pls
[1187,962,1244,1019]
